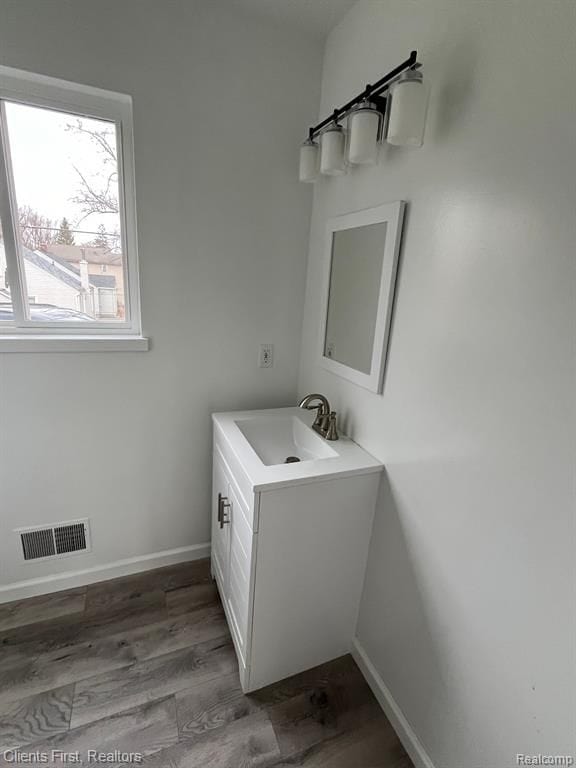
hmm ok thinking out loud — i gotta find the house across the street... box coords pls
[47,244,125,316]
[0,242,120,319]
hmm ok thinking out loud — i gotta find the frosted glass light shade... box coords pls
[320,125,346,175]
[348,104,381,165]
[386,70,429,147]
[299,139,319,183]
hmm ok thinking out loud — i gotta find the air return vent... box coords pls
[17,520,91,562]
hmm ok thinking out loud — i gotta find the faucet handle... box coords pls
[318,412,331,433]
[325,412,339,441]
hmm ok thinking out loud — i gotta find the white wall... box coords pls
[0,0,321,591]
[298,2,576,766]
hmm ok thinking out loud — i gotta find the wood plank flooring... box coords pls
[0,559,413,768]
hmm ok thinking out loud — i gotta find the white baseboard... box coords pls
[351,638,436,768]
[0,542,211,604]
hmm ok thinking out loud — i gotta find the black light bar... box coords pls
[307,50,421,141]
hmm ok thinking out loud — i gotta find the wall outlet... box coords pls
[259,344,274,368]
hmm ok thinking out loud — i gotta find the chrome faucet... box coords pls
[298,393,339,441]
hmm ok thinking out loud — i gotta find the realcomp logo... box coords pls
[517,756,575,767]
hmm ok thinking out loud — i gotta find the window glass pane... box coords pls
[0,217,13,321]
[4,101,126,322]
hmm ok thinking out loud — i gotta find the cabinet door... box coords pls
[225,481,253,660]
[211,452,231,592]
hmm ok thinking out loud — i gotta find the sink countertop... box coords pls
[212,407,382,492]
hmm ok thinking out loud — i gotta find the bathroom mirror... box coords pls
[320,201,405,393]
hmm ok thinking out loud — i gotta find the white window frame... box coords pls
[0,65,147,352]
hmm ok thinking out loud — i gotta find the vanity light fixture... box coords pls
[320,119,346,175]
[298,50,426,182]
[348,100,381,165]
[299,137,319,182]
[386,68,429,147]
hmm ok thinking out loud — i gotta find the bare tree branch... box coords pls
[71,164,119,223]
[66,119,117,162]
[66,119,120,226]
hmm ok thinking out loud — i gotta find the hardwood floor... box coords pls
[0,560,413,768]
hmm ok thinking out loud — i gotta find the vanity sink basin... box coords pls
[235,415,338,466]
[212,407,382,491]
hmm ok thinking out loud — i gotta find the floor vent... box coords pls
[17,520,91,562]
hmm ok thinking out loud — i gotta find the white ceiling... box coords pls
[229,0,357,41]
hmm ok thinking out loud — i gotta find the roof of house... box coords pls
[47,244,122,266]
[89,274,116,288]
[23,247,116,291]
[24,248,81,290]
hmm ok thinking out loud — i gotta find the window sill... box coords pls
[0,335,150,353]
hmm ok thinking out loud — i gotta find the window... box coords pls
[0,66,146,350]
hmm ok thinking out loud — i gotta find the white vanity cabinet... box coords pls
[211,408,382,693]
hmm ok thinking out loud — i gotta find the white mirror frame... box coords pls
[319,201,406,393]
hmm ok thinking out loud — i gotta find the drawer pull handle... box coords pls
[218,493,231,529]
